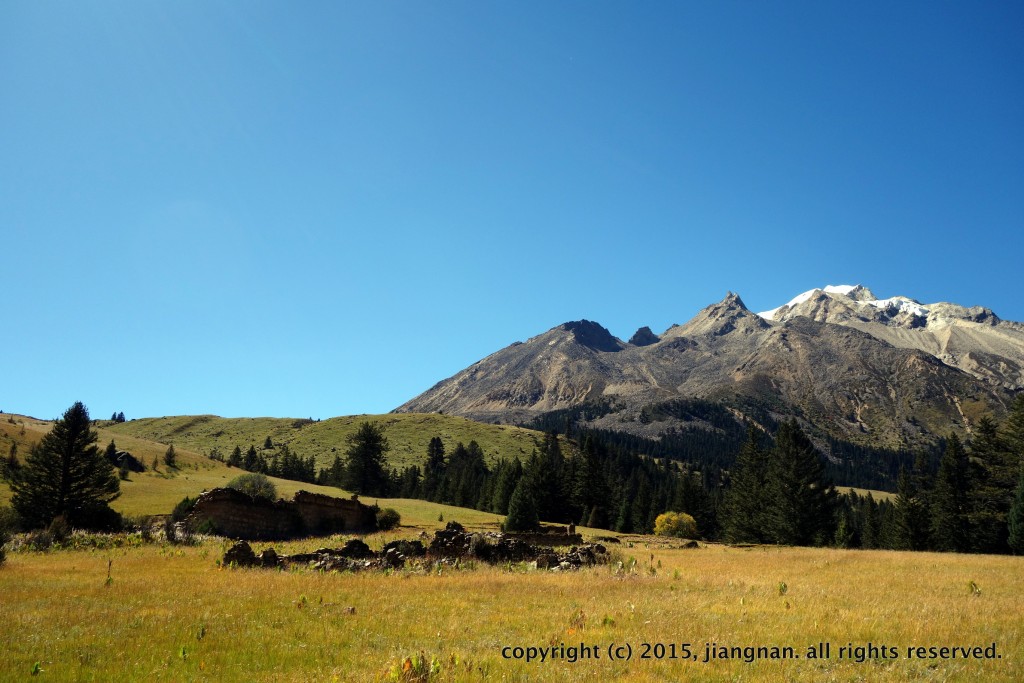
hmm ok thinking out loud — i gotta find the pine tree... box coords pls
[342,422,390,496]
[967,417,1016,553]
[228,445,242,468]
[10,402,120,529]
[722,425,771,543]
[163,444,177,469]
[763,420,837,546]
[103,439,117,465]
[894,465,929,550]
[1003,394,1024,457]
[931,433,971,552]
[489,457,522,515]
[1009,462,1024,555]
[422,437,446,501]
[860,494,879,549]
[504,477,539,531]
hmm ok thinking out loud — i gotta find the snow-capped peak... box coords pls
[866,296,929,318]
[756,283,944,324]
[823,284,858,296]
[757,284,862,320]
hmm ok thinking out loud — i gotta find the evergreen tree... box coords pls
[320,454,345,487]
[489,457,522,515]
[860,494,880,549]
[967,417,1016,553]
[228,445,243,468]
[1009,461,1024,555]
[722,425,771,543]
[342,422,390,496]
[931,433,971,552]
[504,476,539,531]
[422,437,446,501]
[834,504,854,548]
[1003,394,1024,457]
[763,420,837,546]
[572,435,609,526]
[243,445,259,472]
[103,440,118,467]
[163,444,177,469]
[10,402,121,529]
[894,465,930,550]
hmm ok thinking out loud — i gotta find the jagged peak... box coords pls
[722,291,749,310]
[628,326,660,347]
[558,320,623,352]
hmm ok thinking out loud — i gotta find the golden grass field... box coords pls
[2,529,1022,682]
[3,412,1020,681]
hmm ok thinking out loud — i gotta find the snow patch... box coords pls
[867,297,929,317]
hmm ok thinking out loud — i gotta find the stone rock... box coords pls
[258,547,281,568]
[339,538,373,559]
[223,541,257,567]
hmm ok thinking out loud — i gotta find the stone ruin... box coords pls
[188,488,377,540]
[223,522,611,572]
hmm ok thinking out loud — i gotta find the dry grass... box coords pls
[1,537,1020,682]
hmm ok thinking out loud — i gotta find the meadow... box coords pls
[2,412,1019,681]
[1,528,1021,682]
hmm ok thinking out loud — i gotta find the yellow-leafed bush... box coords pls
[654,511,698,539]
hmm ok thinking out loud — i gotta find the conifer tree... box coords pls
[489,457,522,515]
[722,425,771,543]
[504,477,539,531]
[163,444,177,469]
[967,417,1016,553]
[422,437,446,502]
[763,420,836,546]
[243,445,259,472]
[342,422,390,496]
[1003,394,1024,457]
[1009,462,1024,555]
[103,440,118,467]
[894,465,930,550]
[10,402,120,529]
[931,433,971,552]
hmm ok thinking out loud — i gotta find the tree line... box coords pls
[4,398,1022,557]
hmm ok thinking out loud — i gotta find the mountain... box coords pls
[757,285,1024,391]
[396,286,1022,449]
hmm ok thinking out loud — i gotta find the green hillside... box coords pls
[101,412,548,471]
[0,412,526,528]
[0,411,558,523]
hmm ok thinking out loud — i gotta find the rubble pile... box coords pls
[222,522,609,572]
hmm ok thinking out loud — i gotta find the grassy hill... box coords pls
[101,412,548,471]
[0,411,543,525]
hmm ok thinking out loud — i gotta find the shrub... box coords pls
[226,472,277,501]
[171,496,198,523]
[377,507,401,531]
[654,511,699,539]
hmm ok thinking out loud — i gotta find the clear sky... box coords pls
[3,2,1022,421]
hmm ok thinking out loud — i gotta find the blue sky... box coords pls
[2,2,1022,420]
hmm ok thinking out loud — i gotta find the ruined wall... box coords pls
[188,488,375,540]
[293,491,377,535]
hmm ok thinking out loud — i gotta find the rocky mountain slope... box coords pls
[396,286,1022,448]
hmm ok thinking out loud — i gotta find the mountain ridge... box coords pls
[396,285,1022,448]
